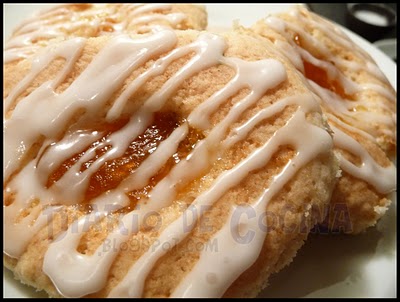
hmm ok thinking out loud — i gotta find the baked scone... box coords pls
[251,8,396,234]
[4,3,207,63]
[4,27,338,297]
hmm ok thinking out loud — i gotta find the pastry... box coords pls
[4,25,338,297]
[251,8,396,234]
[4,3,207,63]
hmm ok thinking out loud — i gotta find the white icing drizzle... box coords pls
[107,32,226,122]
[4,30,178,259]
[5,30,177,185]
[144,57,286,211]
[256,8,396,194]
[274,39,304,72]
[4,27,330,298]
[360,83,396,102]
[4,37,86,180]
[4,202,62,258]
[325,112,375,142]
[171,98,330,297]
[223,95,315,147]
[112,95,332,297]
[296,46,359,96]
[42,124,189,297]
[4,5,101,64]
[188,57,286,130]
[6,20,99,50]
[331,124,396,193]
[4,4,191,64]
[3,5,397,299]
[175,86,395,297]
[3,27,286,297]
[128,13,186,28]
[3,44,41,62]
[35,130,104,185]
[289,9,372,61]
[125,4,171,16]
[39,32,289,297]
[308,81,395,136]
[43,211,109,298]
[264,12,396,101]
[118,124,189,193]
[4,37,85,115]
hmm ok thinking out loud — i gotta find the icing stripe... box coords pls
[112,95,332,297]
[254,8,396,196]
[330,124,396,194]
[5,27,332,298]
[4,4,196,64]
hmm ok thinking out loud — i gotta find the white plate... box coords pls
[3,3,396,298]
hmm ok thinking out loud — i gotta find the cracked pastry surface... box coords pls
[4,3,207,64]
[251,8,396,234]
[4,26,338,297]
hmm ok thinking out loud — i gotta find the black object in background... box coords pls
[307,3,397,43]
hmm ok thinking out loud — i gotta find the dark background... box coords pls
[307,3,397,42]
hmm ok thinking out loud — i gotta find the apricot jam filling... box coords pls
[47,112,204,207]
[125,126,204,210]
[293,34,352,100]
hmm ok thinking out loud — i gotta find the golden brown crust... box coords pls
[5,4,208,65]
[251,8,396,234]
[4,28,338,298]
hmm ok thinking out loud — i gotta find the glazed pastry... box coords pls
[4,27,338,297]
[4,3,207,64]
[251,8,396,234]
